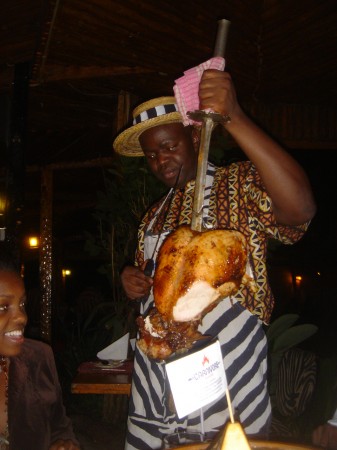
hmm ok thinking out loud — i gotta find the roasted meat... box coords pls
[136,308,205,360]
[137,225,251,360]
[154,226,249,321]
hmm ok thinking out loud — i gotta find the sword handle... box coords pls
[213,18,231,58]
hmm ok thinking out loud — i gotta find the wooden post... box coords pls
[117,90,131,132]
[40,167,53,343]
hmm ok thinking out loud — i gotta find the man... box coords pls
[113,69,316,450]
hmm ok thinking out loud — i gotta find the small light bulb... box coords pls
[62,269,72,277]
[28,236,39,248]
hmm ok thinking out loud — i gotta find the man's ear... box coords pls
[191,127,200,152]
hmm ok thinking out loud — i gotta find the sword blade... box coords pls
[189,18,231,232]
[191,116,216,231]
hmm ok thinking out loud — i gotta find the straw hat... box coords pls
[113,96,183,157]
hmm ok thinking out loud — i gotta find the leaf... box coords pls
[81,302,114,333]
[266,313,300,350]
[271,324,318,353]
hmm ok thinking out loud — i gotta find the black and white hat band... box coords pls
[133,103,178,125]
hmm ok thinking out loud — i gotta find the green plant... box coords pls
[56,302,119,381]
[84,155,165,299]
[266,314,319,441]
[266,313,318,405]
[58,156,165,390]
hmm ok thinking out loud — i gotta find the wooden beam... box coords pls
[30,64,155,85]
[117,91,130,132]
[26,156,115,173]
[31,0,62,84]
[246,102,337,150]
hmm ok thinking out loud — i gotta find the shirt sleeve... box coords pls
[44,345,80,447]
[243,162,310,245]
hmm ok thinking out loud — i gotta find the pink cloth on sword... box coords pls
[173,56,226,126]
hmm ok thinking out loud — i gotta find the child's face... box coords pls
[0,270,27,357]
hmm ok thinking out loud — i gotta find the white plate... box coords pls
[95,359,128,369]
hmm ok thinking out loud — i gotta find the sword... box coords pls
[189,18,231,232]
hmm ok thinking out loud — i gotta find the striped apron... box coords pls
[125,165,271,450]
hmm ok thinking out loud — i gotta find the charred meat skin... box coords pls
[137,309,203,360]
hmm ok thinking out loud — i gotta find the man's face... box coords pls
[139,123,199,189]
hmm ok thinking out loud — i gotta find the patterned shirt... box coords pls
[135,161,308,324]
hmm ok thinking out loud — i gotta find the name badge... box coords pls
[165,339,227,418]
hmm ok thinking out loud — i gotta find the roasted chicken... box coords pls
[137,225,251,360]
